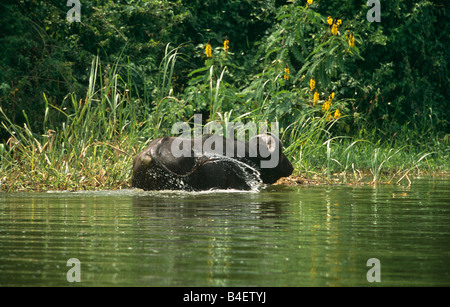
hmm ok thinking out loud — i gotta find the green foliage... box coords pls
[328,0,449,137]
[0,0,448,191]
[0,0,188,140]
[0,56,148,191]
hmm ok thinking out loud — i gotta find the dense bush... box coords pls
[1,0,448,143]
[0,0,189,139]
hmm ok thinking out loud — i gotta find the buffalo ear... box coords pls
[262,134,278,153]
[248,133,280,157]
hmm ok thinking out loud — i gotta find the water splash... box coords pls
[202,153,264,192]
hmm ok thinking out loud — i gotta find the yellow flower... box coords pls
[336,19,342,26]
[326,113,332,121]
[348,33,355,47]
[334,109,341,119]
[327,16,333,25]
[329,92,335,101]
[313,91,319,106]
[307,0,313,4]
[224,37,229,53]
[309,78,315,92]
[284,67,290,80]
[322,100,331,112]
[205,41,212,58]
[331,24,338,36]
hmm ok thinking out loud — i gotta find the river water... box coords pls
[0,176,449,286]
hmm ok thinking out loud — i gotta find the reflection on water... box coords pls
[0,177,449,286]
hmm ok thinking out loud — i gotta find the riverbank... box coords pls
[1,60,448,192]
[274,171,450,187]
[2,2,448,193]
[1,156,448,192]
[1,114,447,193]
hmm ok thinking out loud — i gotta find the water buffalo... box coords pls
[131,134,293,191]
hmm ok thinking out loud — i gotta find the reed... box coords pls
[0,48,446,192]
[0,56,142,192]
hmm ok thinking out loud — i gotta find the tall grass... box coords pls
[285,129,442,185]
[0,56,147,192]
[0,47,447,192]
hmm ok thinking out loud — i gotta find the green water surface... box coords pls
[0,176,449,286]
